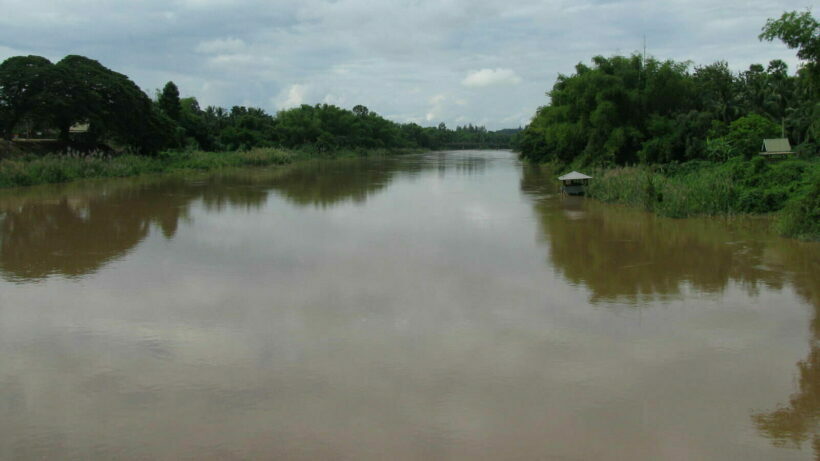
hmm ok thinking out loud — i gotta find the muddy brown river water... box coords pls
[0,150,817,460]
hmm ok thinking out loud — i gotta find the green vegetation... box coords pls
[583,158,820,241]
[775,171,820,240]
[0,50,519,190]
[0,148,298,188]
[582,155,820,243]
[520,10,819,240]
[587,158,812,215]
[168,102,517,153]
[519,10,818,165]
[0,55,173,153]
[0,55,518,156]
[0,146,430,189]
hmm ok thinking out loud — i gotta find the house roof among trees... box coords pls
[762,138,792,153]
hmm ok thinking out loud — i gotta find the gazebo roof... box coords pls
[762,138,792,153]
[558,171,593,181]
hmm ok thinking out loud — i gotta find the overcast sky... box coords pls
[0,0,811,129]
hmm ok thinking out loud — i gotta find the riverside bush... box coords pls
[586,158,819,240]
[0,147,413,189]
[0,149,277,188]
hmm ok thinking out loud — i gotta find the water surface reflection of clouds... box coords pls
[0,151,818,459]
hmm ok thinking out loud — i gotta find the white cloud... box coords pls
[323,93,346,106]
[426,94,448,121]
[0,0,808,129]
[276,84,308,109]
[207,54,255,66]
[462,68,522,87]
[176,0,244,9]
[195,37,247,54]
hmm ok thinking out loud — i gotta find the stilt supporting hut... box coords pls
[558,171,592,196]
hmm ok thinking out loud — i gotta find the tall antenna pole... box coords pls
[643,34,647,66]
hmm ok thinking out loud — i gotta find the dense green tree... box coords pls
[759,10,819,86]
[725,114,781,158]
[0,56,53,139]
[759,10,819,151]
[158,81,182,121]
[0,53,517,155]
[763,60,795,120]
[352,104,369,117]
[179,97,217,150]
[693,61,738,123]
[46,55,175,152]
[521,11,820,166]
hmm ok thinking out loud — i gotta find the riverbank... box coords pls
[0,147,422,190]
[577,157,819,241]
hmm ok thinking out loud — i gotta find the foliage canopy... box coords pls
[519,10,819,166]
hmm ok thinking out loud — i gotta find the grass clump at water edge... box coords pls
[0,148,300,189]
[584,157,819,240]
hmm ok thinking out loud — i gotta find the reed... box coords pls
[586,157,819,240]
[0,147,414,189]
[775,169,819,240]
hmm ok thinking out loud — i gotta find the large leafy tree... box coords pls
[520,10,820,165]
[760,10,819,150]
[520,55,701,165]
[0,55,53,139]
[158,81,182,121]
[759,10,819,86]
[178,97,217,150]
[2,53,516,154]
[47,55,175,152]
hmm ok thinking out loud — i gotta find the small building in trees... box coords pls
[558,171,593,196]
[760,138,793,158]
[69,123,90,133]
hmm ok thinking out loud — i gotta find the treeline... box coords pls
[519,10,819,165]
[166,95,518,153]
[0,57,518,155]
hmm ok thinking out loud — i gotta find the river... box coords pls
[0,150,817,460]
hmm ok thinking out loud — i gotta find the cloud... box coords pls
[276,84,308,109]
[323,93,346,106]
[0,0,809,129]
[462,68,522,87]
[195,37,247,54]
[426,94,448,122]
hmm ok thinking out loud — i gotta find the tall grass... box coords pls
[0,146,424,190]
[0,148,301,189]
[775,169,819,240]
[587,166,736,218]
[585,157,819,240]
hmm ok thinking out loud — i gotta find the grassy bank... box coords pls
[582,157,819,240]
[0,147,421,189]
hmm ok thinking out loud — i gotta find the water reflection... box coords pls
[265,158,398,208]
[521,165,817,305]
[752,267,819,457]
[0,182,189,280]
[2,152,818,459]
[521,164,820,456]
[0,153,492,282]
[753,332,819,457]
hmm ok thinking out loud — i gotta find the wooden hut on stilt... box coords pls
[558,171,592,196]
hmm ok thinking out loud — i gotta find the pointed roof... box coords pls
[558,171,593,181]
[69,123,90,133]
[762,138,792,153]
